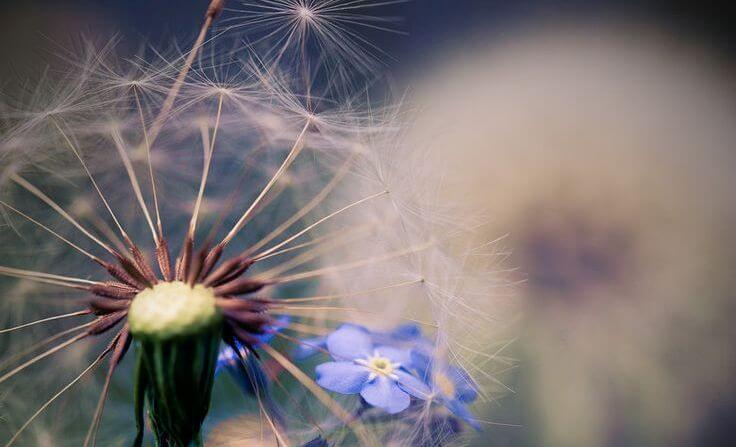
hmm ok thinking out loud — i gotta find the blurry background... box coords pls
[2,1,735,446]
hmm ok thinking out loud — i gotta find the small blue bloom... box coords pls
[216,316,290,421]
[411,348,481,430]
[217,339,266,389]
[315,326,430,414]
[218,315,291,375]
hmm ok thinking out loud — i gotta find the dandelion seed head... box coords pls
[0,2,508,445]
[405,22,736,447]
[128,282,220,338]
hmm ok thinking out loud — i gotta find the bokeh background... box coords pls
[2,1,735,446]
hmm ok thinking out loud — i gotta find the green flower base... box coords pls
[130,282,223,446]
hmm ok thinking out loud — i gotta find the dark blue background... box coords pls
[1,1,734,70]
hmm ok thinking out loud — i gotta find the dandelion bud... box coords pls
[130,282,223,446]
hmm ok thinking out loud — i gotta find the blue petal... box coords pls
[445,398,482,431]
[371,324,421,345]
[326,326,372,360]
[218,345,269,398]
[316,362,369,394]
[447,366,478,403]
[216,344,238,375]
[293,336,327,360]
[254,315,291,345]
[301,436,329,447]
[360,376,410,414]
[374,345,411,365]
[338,323,369,332]
[389,323,422,340]
[217,344,286,424]
[409,348,432,380]
[394,369,431,400]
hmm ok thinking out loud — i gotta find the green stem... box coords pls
[132,321,222,446]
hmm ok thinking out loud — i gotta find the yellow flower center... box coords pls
[368,356,394,374]
[129,281,221,339]
[434,371,456,397]
[356,351,401,381]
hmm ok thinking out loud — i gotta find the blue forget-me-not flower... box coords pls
[411,348,481,430]
[315,325,431,414]
[216,316,290,422]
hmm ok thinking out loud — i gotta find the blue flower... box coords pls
[217,315,291,376]
[216,316,290,421]
[410,348,481,430]
[315,326,430,414]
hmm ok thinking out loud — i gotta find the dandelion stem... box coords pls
[0,332,87,385]
[85,210,130,256]
[253,221,375,264]
[9,174,117,257]
[0,322,95,373]
[253,190,388,260]
[280,278,423,303]
[268,370,327,437]
[146,0,224,146]
[259,344,378,447]
[253,233,334,262]
[263,241,432,283]
[281,321,331,336]
[189,93,223,239]
[110,126,159,245]
[258,396,291,447]
[0,200,100,261]
[51,119,132,245]
[453,338,517,367]
[275,331,330,355]
[272,306,437,328]
[255,224,371,278]
[244,155,355,256]
[203,142,269,244]
[83,327,130,447]
[3,337,115,447]
[133,85,164,240]
[0,265,100,289]
[0,310,90,335]
[221,120,311,247]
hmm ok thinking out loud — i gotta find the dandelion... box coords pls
[0,0,508,445]
[407,23,736,446]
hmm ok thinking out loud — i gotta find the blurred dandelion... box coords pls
[408,22,736,447]
[0,1,508,446]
